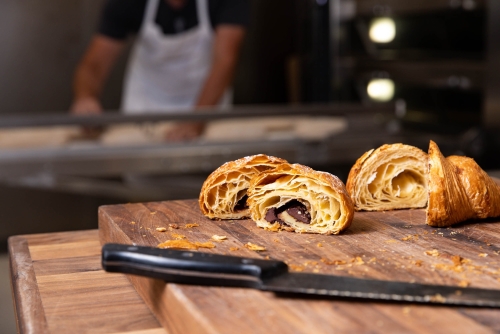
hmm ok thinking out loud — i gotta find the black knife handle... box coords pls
[102,243,288,288]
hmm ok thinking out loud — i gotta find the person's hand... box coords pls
[165,122,205,142]
[70,97,103,115]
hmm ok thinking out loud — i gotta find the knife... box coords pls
[102,243,500,307]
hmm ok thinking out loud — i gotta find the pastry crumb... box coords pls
[245,242,266,251]
[130,221,136,225]
[321,258,347,265]
[265,222,281,232]
[479,253,488,257]
[289,264,305,272]
[458,280,470,287]
[385,239,398,244]
[211,235,227,242]
[171,233,186,240]
[429,294,446,303]
[425,249,440,257]
[185,223,199,228]
[229,247,239,251]
[451,255,462,266]
[157,240,215,250]
[156,227,167,232]
[412,260,423,267]
[317,243,323,247]
[169,224,179,229]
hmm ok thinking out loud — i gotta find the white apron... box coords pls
[122,0,231,114]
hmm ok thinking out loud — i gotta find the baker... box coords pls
[70,0,249,140]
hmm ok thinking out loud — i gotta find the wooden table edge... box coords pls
[8,235,50,334]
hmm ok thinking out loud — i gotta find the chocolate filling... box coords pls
[234,194,248,212]
[265,200,311,225]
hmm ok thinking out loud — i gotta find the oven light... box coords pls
[369,17,396,43]
[367,78,395,102]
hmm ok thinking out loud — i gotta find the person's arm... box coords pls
[195,25,246,107]
[166,25,246,140]
[71,35,125,115]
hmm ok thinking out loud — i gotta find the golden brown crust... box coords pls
[426,141,476,227]
[247,163,354,234]
[346,143,428,211]
[199,154,288,219]
[447,156,500,219]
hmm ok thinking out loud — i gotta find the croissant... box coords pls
[199,154,287,219]
[346,143,428,211]
[247,163,354,234]
[426,140,500,227]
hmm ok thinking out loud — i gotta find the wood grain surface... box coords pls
[99,200,500,334]
[8,230,168,334]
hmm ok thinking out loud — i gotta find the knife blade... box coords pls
[101,243,500,307]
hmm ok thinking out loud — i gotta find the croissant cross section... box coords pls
[247,163,354,235]
[346,144,428,211]
[199,154,288,219]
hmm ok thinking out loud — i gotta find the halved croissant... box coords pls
[247,163,354,234]
[346,143,428,211]
[426,140,500,227]
[199,154,287,219]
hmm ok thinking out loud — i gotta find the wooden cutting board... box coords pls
[98,199,500,334]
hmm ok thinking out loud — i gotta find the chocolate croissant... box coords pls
[199,154,287,219]
[426,140,500,227]
[346,143,428,211]
[247,163,354,234]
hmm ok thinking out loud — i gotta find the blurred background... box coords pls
[1,0,499,245]
[0,1,499,330]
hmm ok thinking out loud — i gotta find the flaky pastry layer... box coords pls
[247,163,354,234]
[346,143,428,211]
[199,154,287,219]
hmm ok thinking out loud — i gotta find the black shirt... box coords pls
[98,0,250,40]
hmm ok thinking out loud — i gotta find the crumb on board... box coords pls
[412,260,423,267]
[245,242,266,251]
[171,233,186,240]
[352,257,365,265]
[304,260,318,267]
[169,224,179,229]
[211,235,227,242]
[130,221,136,225]
[385,239,398,244]
[289,264,305,272]
[479,253,488,257]
[458,280,470,287]
[433,263,464,273]
[157,239,215,250]
[402,307,411,315]
[185,223,199,228]
[317,243,323,247]
[451,255,462,266]
[229,247,239,251]
[273,238,280,243]
[150,211,157,215]
[429,294,446,303]
[321,258,347,265]
[156,227,167,232]
[425,249,440,257]
[265,222,281,232]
